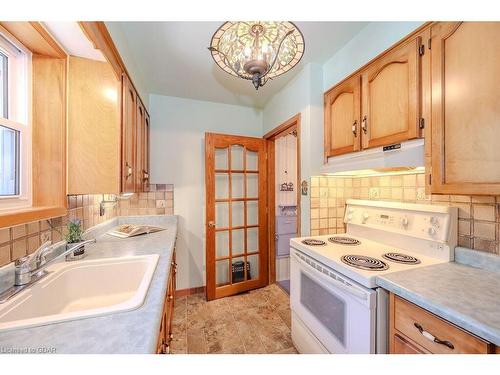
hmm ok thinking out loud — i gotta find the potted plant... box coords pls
[65,218,86,260]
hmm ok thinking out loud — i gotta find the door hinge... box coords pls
[418,44,425,56]
[419,118,425,129]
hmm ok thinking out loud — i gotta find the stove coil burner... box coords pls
[382,252,421,264]
[341,255,389,271]
[328,236,361,246]
[301,239,327,246]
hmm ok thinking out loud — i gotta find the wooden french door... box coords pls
[205,133,268,300]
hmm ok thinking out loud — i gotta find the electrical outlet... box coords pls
[369,187,380,199]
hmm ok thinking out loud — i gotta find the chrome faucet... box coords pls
[0,238,97,304]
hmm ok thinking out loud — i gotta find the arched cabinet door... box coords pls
[361,38,421,149]
[324,74,361,159]
[430,22,500,195]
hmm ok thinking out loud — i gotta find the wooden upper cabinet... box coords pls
[122,74,137,193]
[430,22,500,195]
[324,75,361,158]
[361,38,421,149]
[136,99,145,191]
[67,56,121,195]
[143,112,151,192]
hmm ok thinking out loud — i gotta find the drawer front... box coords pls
[276,216,297,235]
[394,296,491,354]
[276,233,294,257]
[393,333,427,354]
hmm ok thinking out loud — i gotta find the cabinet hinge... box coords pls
[428,38,432,50]
[429,174,432,185]
[418,44,425,56]
[419,118,425,129]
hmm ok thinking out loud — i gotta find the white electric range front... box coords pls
[290,199,457,354]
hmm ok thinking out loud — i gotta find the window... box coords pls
[0,31,31,211]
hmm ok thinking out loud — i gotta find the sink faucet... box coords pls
[13,239,97,287]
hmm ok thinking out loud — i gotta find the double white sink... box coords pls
[0,254,159,332]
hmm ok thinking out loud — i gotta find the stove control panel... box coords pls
[344,201,455,243]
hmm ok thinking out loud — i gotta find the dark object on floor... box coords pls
[232,261,251,283]
[277,279,290,294]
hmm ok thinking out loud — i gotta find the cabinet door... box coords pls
[121,74,137,193]
[430,22,500,195]
[361,38,421,149]
[143,111,151,192]
[324,75,361,158]
[136,99,145,192]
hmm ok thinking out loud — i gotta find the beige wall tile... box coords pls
[12,224,26,239]
[458,220,471,236]
[472,196,495,204]
[473,238,497,253]
[12,239,27,259]
[473,222,496,240]
[0,228,11,244]
[0,244,11,266]
[403,174,416,187]
[473,205,496,222]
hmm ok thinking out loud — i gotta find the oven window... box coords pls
[300,272,346,345]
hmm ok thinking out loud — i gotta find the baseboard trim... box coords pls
[175,286,205,298]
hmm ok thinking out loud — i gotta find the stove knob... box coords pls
[401,216,409,228]
[428,227,436,236]
[430,216,438,225]
[362,213,369,223]
[347,214,353,222]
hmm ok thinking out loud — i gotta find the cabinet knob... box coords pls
[362,115,368,134]
[168,294,174,301]
[143,170,149,181]
[208,221,216,228]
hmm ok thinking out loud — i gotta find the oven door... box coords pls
[290,248,376,354]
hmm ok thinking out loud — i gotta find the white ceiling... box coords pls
[109,22,368,108]
[43,22,106,61]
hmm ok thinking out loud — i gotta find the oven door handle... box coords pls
[292,252,368,300]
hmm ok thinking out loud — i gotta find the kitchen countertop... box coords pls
[0,215,177,354]
[377,247,500,346]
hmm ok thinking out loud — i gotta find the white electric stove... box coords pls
[290,199,457,354]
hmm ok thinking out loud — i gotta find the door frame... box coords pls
[263,113,301,284]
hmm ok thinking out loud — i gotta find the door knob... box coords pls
[208,221,216,228]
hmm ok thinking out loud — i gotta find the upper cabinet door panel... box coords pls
[324,75,361,158]
[122,74,136,193]
[431,22,500,195]
[136,100,145,192]
[362,38,420,149]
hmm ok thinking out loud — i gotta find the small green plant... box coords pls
[65,218,83,244]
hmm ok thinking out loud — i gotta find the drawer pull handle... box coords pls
[414,322,455,350]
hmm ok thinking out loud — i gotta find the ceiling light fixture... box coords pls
[208,21,305,90]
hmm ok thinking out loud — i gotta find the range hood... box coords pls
[320,139,424,175]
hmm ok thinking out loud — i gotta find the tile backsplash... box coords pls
[310,172,500,255]
[0,184,174,267]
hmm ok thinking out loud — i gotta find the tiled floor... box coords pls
[170,284,298,354]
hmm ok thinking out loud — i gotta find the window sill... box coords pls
[0,206,67,228]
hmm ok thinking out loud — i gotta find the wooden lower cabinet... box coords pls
[389,293,496,354]
[156,249,177,354]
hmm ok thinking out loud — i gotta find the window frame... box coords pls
[0,29,32,212]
